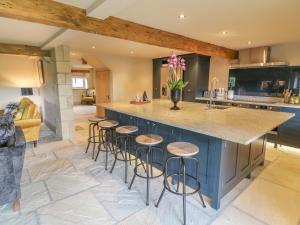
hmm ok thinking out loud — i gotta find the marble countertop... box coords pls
[99,100,294,145]
[196,97,300,109]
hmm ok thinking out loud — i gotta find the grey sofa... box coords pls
[0,127,26,208]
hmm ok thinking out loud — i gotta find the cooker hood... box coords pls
[230,46,288,69]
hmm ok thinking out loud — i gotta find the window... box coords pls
[72,77,88,89]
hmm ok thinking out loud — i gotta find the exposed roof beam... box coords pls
[0,42,50,56]
[0,0,238,59]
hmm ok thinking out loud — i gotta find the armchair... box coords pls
[0,127,26,211]
[81,88,96,105]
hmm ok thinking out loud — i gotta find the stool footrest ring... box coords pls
[134,162,164,179]
[164,174,200,196]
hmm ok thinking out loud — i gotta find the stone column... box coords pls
[53,45,74,140]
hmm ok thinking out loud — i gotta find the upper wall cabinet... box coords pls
[152,54,210,102]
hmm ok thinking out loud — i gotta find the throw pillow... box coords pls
[86,89,94,97]
[4,102,18,115]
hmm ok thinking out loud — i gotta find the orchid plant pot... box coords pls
[170,89,181,110]
[167,54,188,111]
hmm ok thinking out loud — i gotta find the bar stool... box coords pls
[110,125,138,183]
[128,134,164,206]
[155,142,206,225]
[94,120,119,170]
[85,117,104,159]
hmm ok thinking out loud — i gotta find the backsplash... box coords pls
[229,66,300,97]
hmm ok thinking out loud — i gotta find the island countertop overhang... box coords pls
[99,100,294,145]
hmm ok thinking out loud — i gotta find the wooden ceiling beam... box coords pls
[0,43,50,56]
[0,0,238,59]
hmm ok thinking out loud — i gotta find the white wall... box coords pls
[80,53,153,102]
[0,87,41,109]
[271,42,300,66]
[0,54,40,87]
[0,54,42,108]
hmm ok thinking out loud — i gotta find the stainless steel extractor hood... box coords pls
[230,46,288,69]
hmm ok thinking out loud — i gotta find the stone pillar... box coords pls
[53,45,74,140]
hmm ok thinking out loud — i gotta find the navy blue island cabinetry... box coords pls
[105,109,266,209]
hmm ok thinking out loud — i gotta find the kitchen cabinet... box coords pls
[152,58,163,99]
[152,54,210,101]
[196,99,300,148]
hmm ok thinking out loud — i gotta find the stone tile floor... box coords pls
[1,105,300,225]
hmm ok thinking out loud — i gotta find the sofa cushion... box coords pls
[14,119,41,129]
[14,108,24,121]
[21,104,36,120]
[86,89,95,97]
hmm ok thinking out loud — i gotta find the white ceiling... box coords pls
[0,0,300,57]
[54,0,95,9]
[43,30,187,59]
[52,0,300,50]
[112,0,300,49]
[0,18,60,46]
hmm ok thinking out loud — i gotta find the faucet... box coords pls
[208,77,219,109]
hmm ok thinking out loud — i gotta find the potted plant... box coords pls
[167,54,188,110]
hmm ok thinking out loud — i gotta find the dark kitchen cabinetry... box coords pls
[196,99,300,148]
[152,54,210,102]
[277,107,300,148]
[105,109,266,209]
[152,58,163,99]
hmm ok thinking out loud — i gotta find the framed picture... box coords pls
[37,59,45,84]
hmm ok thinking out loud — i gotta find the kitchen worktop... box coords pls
[100,99,294,145]
[196,97,300,109]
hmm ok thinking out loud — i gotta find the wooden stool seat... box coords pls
[116,125,138,134]
[88,117,104,123]
[136,134,163,146]
[167,142,199,157]
[98,120,119,128]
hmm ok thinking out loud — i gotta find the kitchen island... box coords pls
[100,100,293,209]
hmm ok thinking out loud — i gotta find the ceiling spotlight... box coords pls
[221,31,228,35]
[92,46,96,49]
[247,41,252,45]
[130,51,134,54]
[178,14,185,20]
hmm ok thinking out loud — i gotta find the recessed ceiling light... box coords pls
[178,14,185,20]
[247,41,252,45]
[221,31,228,35]
[92,46,96,49]
[130,51,134,54]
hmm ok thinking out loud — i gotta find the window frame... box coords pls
[72,76,88,89]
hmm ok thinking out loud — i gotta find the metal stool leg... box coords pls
[146,146,150,205]
[124,135,128,183]
[176,158,182,192]
[85,123,93,153]
[92,123,98,159]
[128,154,138,190]
[104,129,109,170]
[182,158,186,225]
[195,158,206,208]
[95,128,103,161]
[110,134,121,174]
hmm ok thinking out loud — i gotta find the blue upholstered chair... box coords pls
[0,127,26,211]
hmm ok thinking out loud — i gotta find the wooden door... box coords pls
[95,70,110,118]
